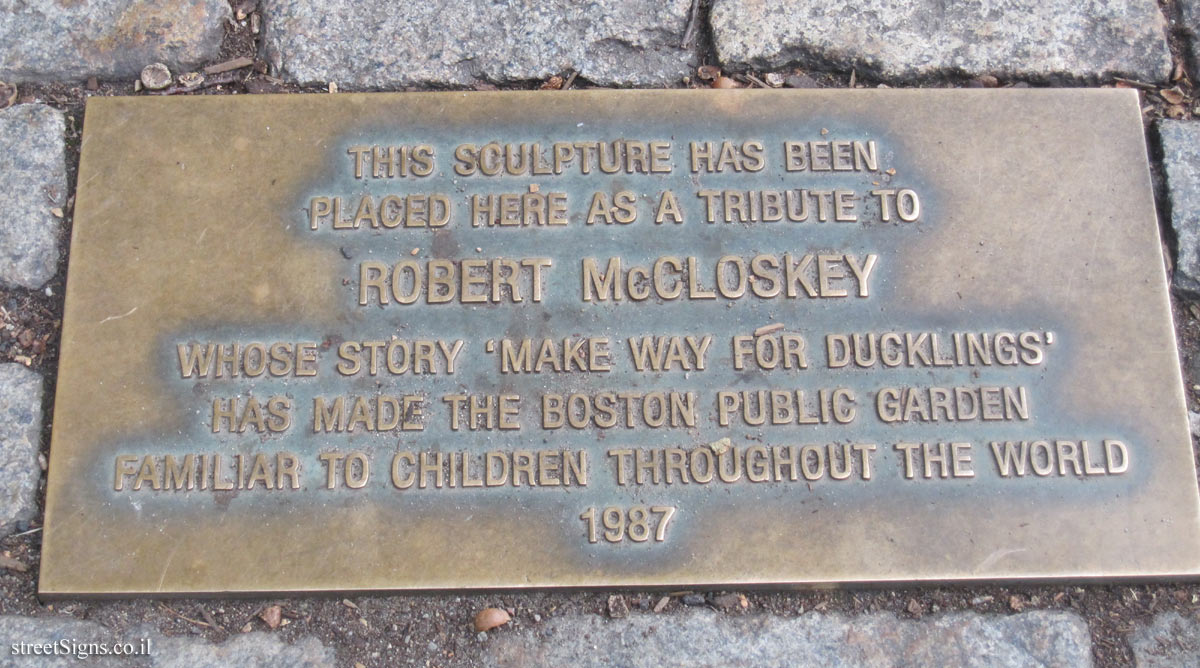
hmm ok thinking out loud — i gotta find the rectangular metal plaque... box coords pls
[41,90,1200,596]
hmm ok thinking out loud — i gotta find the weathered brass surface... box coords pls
[40,90,1200,596]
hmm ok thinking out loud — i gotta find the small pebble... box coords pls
[784,73,820,89]
[711,593,742,610]
[708,437,731,455]
[140,63,172,90]
[607,594,630,619]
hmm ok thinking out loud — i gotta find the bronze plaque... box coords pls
[41,90,1200,596]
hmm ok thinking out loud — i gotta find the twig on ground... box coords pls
[160,604,213,628]
[680,0,702,48]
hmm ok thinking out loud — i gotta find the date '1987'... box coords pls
[580,506,676,543]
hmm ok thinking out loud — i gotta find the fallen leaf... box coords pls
[474,607,511,632]
[1161,87,1186,105]
[712,76,740,89]
[259,604,283,629]
[177,72,204,90]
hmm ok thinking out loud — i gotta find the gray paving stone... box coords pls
[1129,612,1200,667]
[1160,121,1200,297]
[1183,1,1200,76]
[261,0,695,87]
[0,104,65,290]
[484,609,1092,667]
[0,0,230,83]
[0,364,42,537]
[0,616,337,667]
[711,0,1172,83]
[151,631,336,668]
[0,615,128,667]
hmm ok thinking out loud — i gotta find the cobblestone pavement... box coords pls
[1,1,1200,666]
